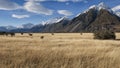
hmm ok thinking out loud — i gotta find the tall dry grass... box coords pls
[0,33,120,68]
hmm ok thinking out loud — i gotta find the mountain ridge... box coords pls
[1,2,120,33]
[64,2,120,32]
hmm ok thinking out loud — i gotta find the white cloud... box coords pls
[0,0,53,15]
[112,5,120,11]
[57,0,87,3]
[12,14,30,19]
[57,0,69,2]
[0,0,21,10]
[23,1,53,15]
[25,0,88,3]
[57,10,73,16]
[25,0,47,2]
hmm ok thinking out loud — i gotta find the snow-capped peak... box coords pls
[97,2,110,10]
[5,26,17,30]
[76,2,112,17]
[56,17,66,22]
[87,2,111,12]
[89,5,97,9]
[41,17,67,25]
[115,12,120,17]
[17,23,34,29]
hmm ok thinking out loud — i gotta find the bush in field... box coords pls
[21,33,24,35]
[80,32,83,35]
[94,30,116,40]
[51,33,54,35]
[29,33,33,36]
[40,36,44,39]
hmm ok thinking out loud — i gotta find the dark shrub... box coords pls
[94,30,116,40]
[10,33,15,37]
[51,33,54,35]
[21,33,24,35]
[29,33,33,36]
[80,32,83,35]
[40,36,44,39]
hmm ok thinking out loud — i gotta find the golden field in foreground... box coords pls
[0,33,120,68]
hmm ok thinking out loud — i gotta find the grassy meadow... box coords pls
[0,33,120,68]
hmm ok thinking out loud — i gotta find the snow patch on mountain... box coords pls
[41,17,67,25]
[0,26,17,31]
[97,2,110,10]
[85,2,112,13]
[17,23,34,29]
[116,12,120,17]
[76,2,112,17]
[5,26,17,30]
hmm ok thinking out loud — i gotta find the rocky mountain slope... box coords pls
[65,2,120,32]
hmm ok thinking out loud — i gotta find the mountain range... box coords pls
[0,23,34,32]
[1,2,120,33]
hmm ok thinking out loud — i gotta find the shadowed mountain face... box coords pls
[63,2,120,32]
[65,9,120,32]
[64,3,120,32]
[6,2,120,33]
[86,9,120,32]
[65,9,98,32]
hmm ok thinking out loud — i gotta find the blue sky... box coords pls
[0,0,120,26]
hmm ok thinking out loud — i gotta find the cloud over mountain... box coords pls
[0,0,53,15]
[0,0,21,10]
[58,0,88,3]
[0,0,87,16]
[23,1,53,15]
[12,14,30,19]
[57,10,73,16]
[25,0,88,2]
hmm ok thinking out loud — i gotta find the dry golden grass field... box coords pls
[0,33,120,68]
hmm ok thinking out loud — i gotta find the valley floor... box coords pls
[0,33,120,68]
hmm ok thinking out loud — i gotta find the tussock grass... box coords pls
[0,33,120,68]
